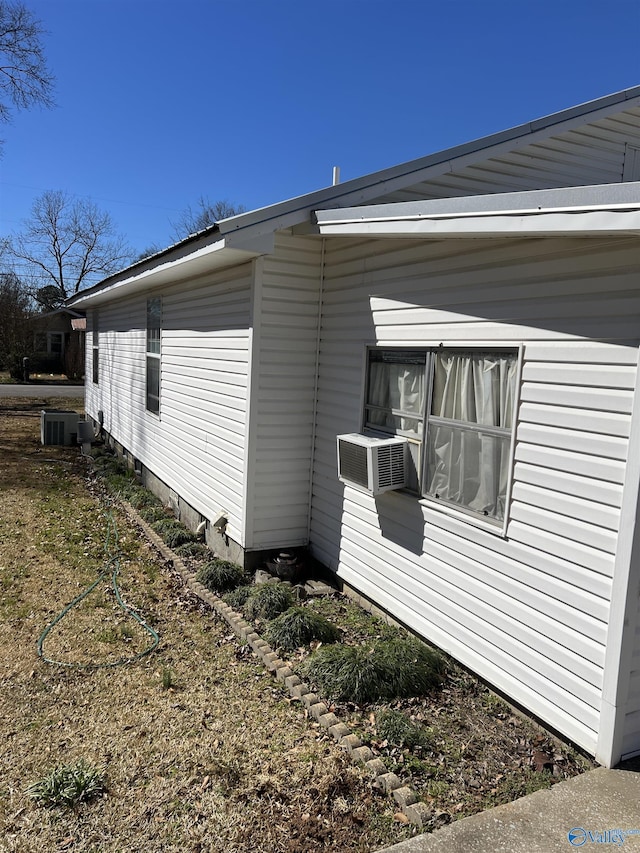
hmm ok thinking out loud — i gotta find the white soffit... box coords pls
[315,183,640,238]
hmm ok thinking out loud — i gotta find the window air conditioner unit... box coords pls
[337,433,407,496]
[41,410,82,446]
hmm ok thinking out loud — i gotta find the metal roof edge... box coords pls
[68,85,640,305]
[315,182,640,223]
[66,226,223,307]
[216,85,640,237]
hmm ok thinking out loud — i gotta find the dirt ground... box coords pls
[0,397,414,853]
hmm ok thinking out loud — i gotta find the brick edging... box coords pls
[121,500,430,829]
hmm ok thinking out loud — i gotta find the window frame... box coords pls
[92,311,99,385]
[363,344,521,532]
[146,297,162,415]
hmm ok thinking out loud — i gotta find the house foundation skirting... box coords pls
[91,422,266,570]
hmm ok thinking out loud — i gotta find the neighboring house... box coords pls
[31,308,86,376]
[68,87,640,768]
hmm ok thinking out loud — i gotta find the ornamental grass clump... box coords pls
[196,559,245,594]
[376,708,434,751]
[303,644,383,704]
[222,585,253,611]
[243,583,293,622]
[26,760,105,808]
[138,505,170,525]
[265,606,341,652]
[127,488,160,510]
[173,541,210,561]
[105,471,138,499]
[150,518,197,549]
[304,636,446,704]
[379,636,446,697]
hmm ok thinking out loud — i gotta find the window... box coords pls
[146,297,161,414]
[49,332,63,355]
[364,348,518,523]
[92,311,99,385]
[34,331,64,356]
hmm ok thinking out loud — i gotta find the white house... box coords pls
[68,87,640,768]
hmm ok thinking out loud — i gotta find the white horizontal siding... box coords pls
[622,598,640,758]
[310,234,640,756]
[86,265,253,545]
[246,233,322,549]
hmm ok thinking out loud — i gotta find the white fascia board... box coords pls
[316,208,640,238]
[316,184,640,238]
[69,233,273,308]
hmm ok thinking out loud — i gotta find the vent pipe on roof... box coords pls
[332,166,341,186]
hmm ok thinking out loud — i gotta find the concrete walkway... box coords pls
[0,384,84,398]
[378,768,640,852]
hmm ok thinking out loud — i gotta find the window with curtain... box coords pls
[364,348,518,523]
[146,298,161,414]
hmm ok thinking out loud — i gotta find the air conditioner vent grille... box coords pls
[376,444,406,489]
[337,439,369,489]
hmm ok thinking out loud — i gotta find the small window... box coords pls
[92,311,99,385]
[49,332,63,355]
[146,297,161,414]
[364,347,518,524]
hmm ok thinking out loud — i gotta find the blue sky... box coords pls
[1,0,639,267]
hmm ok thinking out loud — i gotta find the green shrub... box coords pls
[173,541,210,560]
[26,759,105,808]
[138,505,170,524]
[303,644,383,704]
[150,518,197,549]
[196,559,245,594]
[104,472,137,498]
[376,709,434,751]
[244,584,293,621]
[222,585,253,611]
[378,637,445,697]
[304,637,445,704]
[127,489,160,510]
[266,606,341,652]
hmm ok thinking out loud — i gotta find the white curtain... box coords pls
[367,361,425,436]
[426,353,517,520]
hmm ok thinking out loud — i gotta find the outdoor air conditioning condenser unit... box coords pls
[41,410,82,447]
[337,433,407,496]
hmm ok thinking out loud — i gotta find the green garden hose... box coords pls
[37,513,159,668]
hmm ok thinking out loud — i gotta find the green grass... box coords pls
[304,636,446,704]
[173,541,210,561]
[265,606,341,652]
[376,708,434,751]
[196,559,246,594]
[150,518,197,549]
[243,584,293,621]
[306,596,399,642]
[26,760,106,808]
[221,585,253,611]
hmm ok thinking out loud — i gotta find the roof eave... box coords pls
[315,182,640,239]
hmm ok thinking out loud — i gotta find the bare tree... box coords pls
[8,190,132,305]
[0,270,32,371]
[171,196,246,240]
[0,0,54,142]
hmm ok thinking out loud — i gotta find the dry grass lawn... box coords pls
[0,397,412,853]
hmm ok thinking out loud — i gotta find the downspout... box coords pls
[306,237,326,543]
